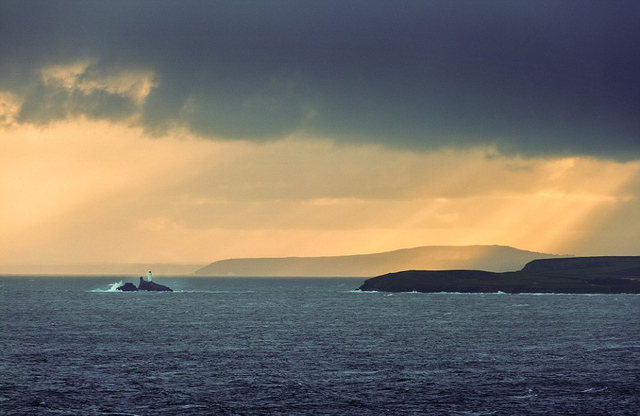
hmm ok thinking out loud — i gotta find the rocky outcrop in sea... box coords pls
[117,276,173,292]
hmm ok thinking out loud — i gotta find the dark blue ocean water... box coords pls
[1,276,639,415]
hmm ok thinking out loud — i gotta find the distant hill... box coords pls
[194,245,565,277]
[358,256,640,294]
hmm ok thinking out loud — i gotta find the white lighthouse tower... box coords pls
[147,270,153,282]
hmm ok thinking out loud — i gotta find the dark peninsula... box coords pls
[358,256,640,294]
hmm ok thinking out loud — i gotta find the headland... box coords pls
[358,256,640,294]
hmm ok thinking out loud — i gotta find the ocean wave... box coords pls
[89,281,124,292]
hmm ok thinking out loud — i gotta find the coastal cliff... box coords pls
[358,256,640,294]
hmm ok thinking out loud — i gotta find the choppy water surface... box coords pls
[1,276,639,415]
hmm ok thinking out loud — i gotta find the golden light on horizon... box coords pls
[1,117,639,267]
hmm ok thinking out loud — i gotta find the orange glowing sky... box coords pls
[2,114,638,267]
[1,2,639,269]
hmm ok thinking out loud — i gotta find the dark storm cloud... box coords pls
[1,0,639,159]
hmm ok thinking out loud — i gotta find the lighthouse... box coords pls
[147,270,153,282]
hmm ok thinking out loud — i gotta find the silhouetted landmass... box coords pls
[194,245,564,277]
[138,277,173,292]
[117,277,173,292]
[358,256,640,294]
[117,282,138,291]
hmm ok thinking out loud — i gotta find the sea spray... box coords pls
[108,281,123,291]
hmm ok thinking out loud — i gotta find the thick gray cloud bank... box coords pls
[1,0,639,160]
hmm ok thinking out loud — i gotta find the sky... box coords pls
[1,0,639,268]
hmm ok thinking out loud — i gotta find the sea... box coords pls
[1,276,639,416]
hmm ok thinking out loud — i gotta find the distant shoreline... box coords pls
[358,256,640,294]
[194,245,564,277]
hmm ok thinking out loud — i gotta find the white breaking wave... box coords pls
[89,281,124,292]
